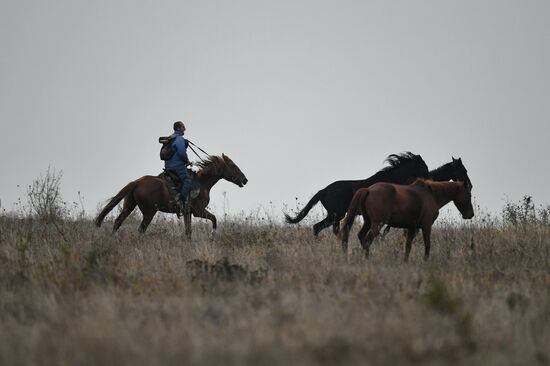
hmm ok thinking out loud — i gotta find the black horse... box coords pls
[430,157,472,189]
[284,152,430,236]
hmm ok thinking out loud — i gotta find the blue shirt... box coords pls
[164,130,189,169]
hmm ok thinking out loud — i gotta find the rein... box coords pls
[187,140,212,163]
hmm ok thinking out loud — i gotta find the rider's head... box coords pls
[173,121,186,133]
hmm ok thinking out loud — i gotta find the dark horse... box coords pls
[339,179,474,260]
[95,154,248,237]
[284,152,431,236]
[430,157,472,190]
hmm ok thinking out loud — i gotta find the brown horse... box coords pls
[339,179,473,261]
[94,154,248,237]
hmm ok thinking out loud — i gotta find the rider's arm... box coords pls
[174,136,190,164]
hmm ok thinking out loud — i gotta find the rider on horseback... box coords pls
[165,121,192,212]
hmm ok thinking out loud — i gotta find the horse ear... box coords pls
[452,156,457,162]
[221,154,232,164]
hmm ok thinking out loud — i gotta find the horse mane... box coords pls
[380,152,423,173]
[196,155,225,177]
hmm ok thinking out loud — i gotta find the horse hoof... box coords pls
[210,230,217,240]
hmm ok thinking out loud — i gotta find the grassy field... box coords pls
[0,209,549,366]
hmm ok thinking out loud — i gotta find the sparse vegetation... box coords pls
[502,195,550,226]
[0,177,549,365]
[26,166,66,221]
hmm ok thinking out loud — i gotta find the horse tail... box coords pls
[94,181,138,227]
[284,190,324,224]
[339,189,368,238]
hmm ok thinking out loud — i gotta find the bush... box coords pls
[26,167,66,221]
[502,195,550,226]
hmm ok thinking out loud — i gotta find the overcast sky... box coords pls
[1,0,548,220]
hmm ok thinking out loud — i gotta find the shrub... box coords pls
[502,195,549,225]
[26,166,67,221]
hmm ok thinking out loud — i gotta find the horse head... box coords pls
[451,157,473,191]
[453,181,474,219]
[221,154,248,187]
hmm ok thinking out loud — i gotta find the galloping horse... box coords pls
[339,179,474,261]
[94,154,248,237]
[284,152,430,236]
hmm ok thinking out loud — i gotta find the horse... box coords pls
[94,154,248,237]
[380,156,473,237]
[430,157,472,189]
[284,152,430,236]
[339,179,474,261]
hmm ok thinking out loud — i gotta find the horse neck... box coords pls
[428,181,459,208]
[197,166,225,189]
[430,163,454,181]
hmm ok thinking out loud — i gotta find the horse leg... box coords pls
[113,196,137,232]
[340,218,353,254]
[340,223,352,253]
[331,215,345,235]
[422,226,432,260]
[313,215,336,237]
[354,219,371,254]
[360,222,381,258]
[355,215,371,243]
[194,208,217,230]
[404,228,417,262]
[136,203,156,233]
[184,211,192,239]
[138,211,156,233]
[340,213,358,252]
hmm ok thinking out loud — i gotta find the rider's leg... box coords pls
[174,166,192,204]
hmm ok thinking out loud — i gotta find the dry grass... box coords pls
[0,211,549,366]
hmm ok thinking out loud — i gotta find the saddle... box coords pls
[159,169,201,201]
